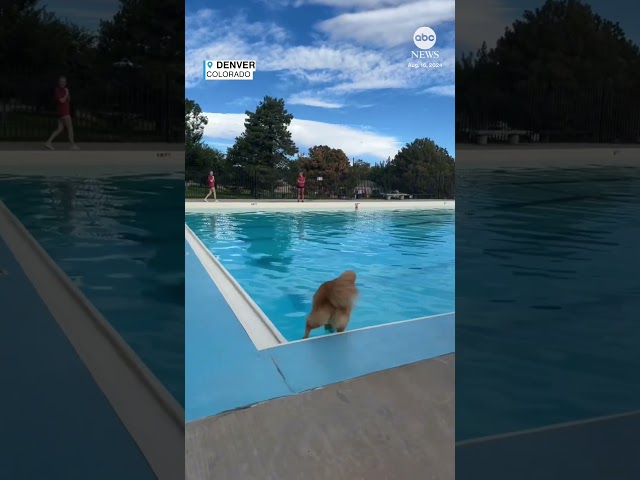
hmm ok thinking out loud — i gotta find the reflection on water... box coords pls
[187,209,455,341]
[456,164,640,440]
[0,174,185,406]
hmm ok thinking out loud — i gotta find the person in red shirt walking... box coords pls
[297,171,306,202]
[204,171,218,202]
[45,76,79,150]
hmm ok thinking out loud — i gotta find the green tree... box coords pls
[299,145,351,196]
[191,144,226,173]
[184,98,225,171]
[456,0,640,140]
[369,140,454,198]
[458,0,640,89]
[391,139,454,198]
[493,0,639,89]
[1,1,96,99]
[227,96,298,170]
[98,0,184,141]
[98,0,183,72]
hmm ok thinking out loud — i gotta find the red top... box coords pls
[55,86,70,117]
[297,176,305,188]
[208,175,215,188]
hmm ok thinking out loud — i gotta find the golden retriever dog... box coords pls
[303,270,358,339]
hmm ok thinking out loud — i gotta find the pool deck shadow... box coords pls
[186,354,454,480]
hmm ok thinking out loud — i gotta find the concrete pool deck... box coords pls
[187,354,454,480]
[456,144,640,167]
[0,201,183,479]
[0,142,184,174]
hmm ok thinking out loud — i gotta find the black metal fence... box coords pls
[185,168,455,200]
[456,87,640,143]
[1,69,183,142]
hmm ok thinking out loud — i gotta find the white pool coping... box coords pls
[185,199,455,212]
[185,224,286,349]
[269,311,456,348]
[0,201,184,480]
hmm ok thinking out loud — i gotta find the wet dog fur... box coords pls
[303,270,358,339]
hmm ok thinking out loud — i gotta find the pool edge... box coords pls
[185,224,286,349]
[0,200,184,480]
[185,199,455,212]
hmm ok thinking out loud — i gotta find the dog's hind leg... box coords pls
[331,308,351,334]
[303,306,333,339]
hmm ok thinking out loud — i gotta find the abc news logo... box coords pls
[412,26,439,59]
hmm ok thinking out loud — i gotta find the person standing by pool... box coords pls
[297,171,306,202]
[45,76,79,150]
[204,171,218,202]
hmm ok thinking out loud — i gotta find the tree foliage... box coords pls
[227,96,298,169]
[371,139,455,198]
[456,0,640,138]
[299,146,350,180]
[1,1,96,98]
[457,0,640,90]
[296,146,352,195]
[98,0,184,74]
[185,98,225,171]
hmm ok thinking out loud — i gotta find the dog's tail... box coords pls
[328,270,358,309]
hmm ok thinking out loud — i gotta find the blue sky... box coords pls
[185,0,456,163]
[457,0,640,56]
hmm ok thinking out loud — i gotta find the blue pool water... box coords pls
[186,209,455,341]
[456,164,640,440]
[0,174,185,406]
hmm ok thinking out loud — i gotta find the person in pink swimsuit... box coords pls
[45,76,79,150]
[297,171,306,202]
[204,171,218,202]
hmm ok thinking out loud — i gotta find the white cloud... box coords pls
[184,9,454,96]
[288,94,344,108]
[316,0,455,48]
[294,0,417,7]
[423,84,455,96]
[266,0,430,8]
[226,96,262,107]
[202,113,247,139]
[202,112,401,161]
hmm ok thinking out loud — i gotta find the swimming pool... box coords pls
[456,162,640,440]
[185,209,454,341]
[0,173,185,406]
